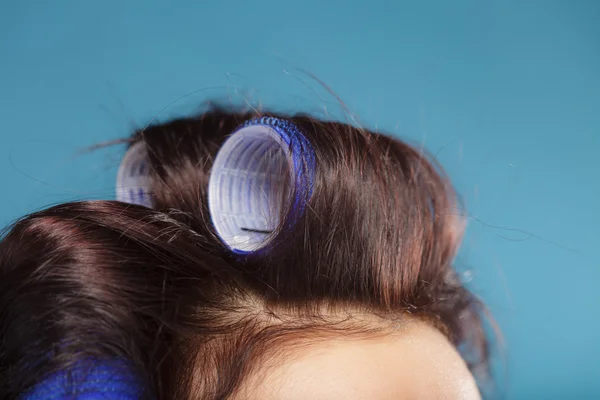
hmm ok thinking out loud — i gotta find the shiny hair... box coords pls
[0,106,490,399]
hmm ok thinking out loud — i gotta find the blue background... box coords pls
[1,1,598,398]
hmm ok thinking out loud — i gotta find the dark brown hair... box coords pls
[0,105,490,399]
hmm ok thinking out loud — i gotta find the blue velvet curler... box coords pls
[116,141,153,208]
[208,117,316,254]
[23,359,147,400]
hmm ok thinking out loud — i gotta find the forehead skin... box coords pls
[236,320,481,400]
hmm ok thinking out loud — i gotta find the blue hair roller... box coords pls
[116,141,153,208]
[23,359,147,400]
[208,117,316,254]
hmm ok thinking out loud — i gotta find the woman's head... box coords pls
[0,105,489,399]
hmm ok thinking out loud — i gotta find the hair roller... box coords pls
[116,141,153,208]
[208,117,315,254]
[23,360,147,399]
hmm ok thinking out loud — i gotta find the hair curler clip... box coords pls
[116,141,153,208]
[208,117,316,254]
